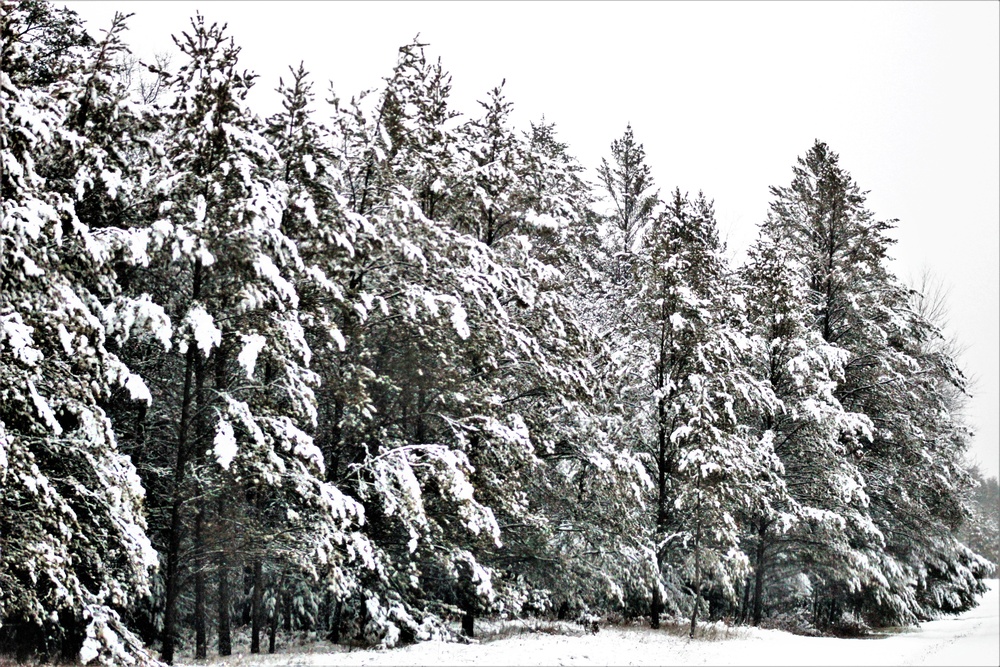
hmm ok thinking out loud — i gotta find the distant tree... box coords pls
[961,469,999,572]
[597,124,659,257]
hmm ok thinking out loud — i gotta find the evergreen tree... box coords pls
[641,191,778,635]
[740,231,881,628]
[1,4,159,663]
[132,16,368,661]
[763,140,988,627]
[597,124,658,256]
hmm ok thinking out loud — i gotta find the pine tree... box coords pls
[763,140,988,627]
[134,16,368,661]
[641,191,778,635]
[597,124,658,256]
[315,44,518,645]
[1,4,160,663]
[740,231,880,627]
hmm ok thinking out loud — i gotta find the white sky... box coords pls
[65,1,1000,478]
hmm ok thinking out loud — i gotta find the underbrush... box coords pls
[472,618,587,642]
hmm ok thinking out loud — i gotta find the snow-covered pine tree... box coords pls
[261,62,369,649]
[1,3,161,663]
[637,191,778,635]
[448,87,649,632]
[452,81,525,248]
[519,119,599,278]
[763,140,988,628]
[315,43,514,645]
[739,231,882,628]
[304,42,647,644]
[596,124,658,258]
[136,16,368,661]
[584,128,669,626]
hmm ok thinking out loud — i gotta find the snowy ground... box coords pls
[184,580,999,666]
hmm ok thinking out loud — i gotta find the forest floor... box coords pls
[181,579,999,666]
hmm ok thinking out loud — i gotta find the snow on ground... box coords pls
[184,580,999,666]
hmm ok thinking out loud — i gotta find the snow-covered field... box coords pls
[186,580,999,666]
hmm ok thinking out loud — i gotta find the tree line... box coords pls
[1,3,995,664]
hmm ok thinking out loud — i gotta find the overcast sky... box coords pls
[65,1,999,477]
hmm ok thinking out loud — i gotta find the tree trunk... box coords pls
[193,346,209,659]
[689,586,700,639]
[161,259,203,664]
[461,562,476,637]
[653,339,668,632]
[215,340,232,657]
[251,559,263,653]
[218,539,231,656]
[461,604,475,638]
[329,598,343,644]
[194,500,207,658]
[650,585,662,629]
[268,593,279,654]
[161,343,198,664]
[161,495,183,664]
[740,574,753,625]
[656,397,667,528]
[689,579,702,639]
[752,521,768,627]
[655,325,669,530]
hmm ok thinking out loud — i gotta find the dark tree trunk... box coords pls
[689,582,702,639]
[328,598,343,643]
[461,604,475,638]
[251,559,263,653]
[215,339,232,657]
[460,562,476,637]
[161,345,197,664]
[194,501,207,658]
[656,396,667,527]
[652,340,668,632]
[161,259,203,664]
[650,585,662,629]
[740,574,753,625]
[268,594,279,654]
[218,542,231,656]
[752,521,768,627]
[193,348,209,659]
